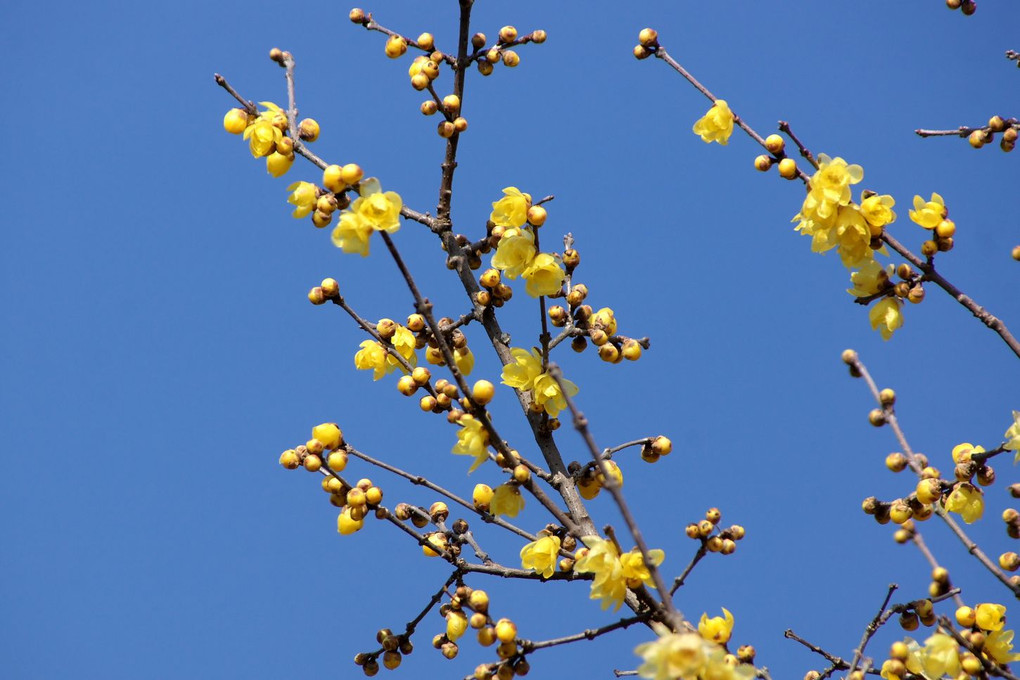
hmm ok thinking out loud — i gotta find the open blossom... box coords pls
[975,603,1007,632]
[860,193,896,229]
[635,632,753,680]
[870,297,903,341]
[243,102,286,157]
[574,536,664,611]
[491,227,537,278]
[354,340,391,380]
[692,100,734,145]
[945,482,983,524]
[287,181,317,218]
[847,260,892,298]
[520,535,561,578]
[904,634,960,679]
[532,371,578,417]
[811,154,863,207]
[452,414,490,472]
[351,178,402,233]
[501,347,544,391]
[1004,411,1020,463]
[909,192,946,229]
[490,483,524,517]
[332,211,373,256]
[985,628,1020,663]
[698,608,735,644]
[522,253,566,297]
[490,187,531,228]
[831,205,873,268]
[389,325,417,370]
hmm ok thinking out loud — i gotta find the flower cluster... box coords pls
[500,347,578,417]
[452,414,490,472]
[634,631,754,680]
[692,100,735,146]
[354,320,418,380]
[223,102,320,178]
[332,178,403,256]
[573,536,664,611]
[489,188,566,298]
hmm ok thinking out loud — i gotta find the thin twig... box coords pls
[846,583,897,675]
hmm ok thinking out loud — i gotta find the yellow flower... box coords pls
[354,340,392,380]
[287,181,318,218]
[522,253,566,297]
[337,506,364,535]
[452,414,490,472]
[869,297,903,341]
[847,260,892,298]
[592,307,618,335]
[945,482,984,524]
[490,187,531,228]
[331,211,373,256]
[454,347,474,376]
[446,610,468,642]
[520,535,561,578]
[388,325,417,372]
[951,442,985,464]
[811,154,864,206]
[635,633,707,680]
[574,537,664,611]
[501,347,544,391]
[532,371,578,418]
[620,547,663,588]
[692,100,735,145]
[698,608,735,644]
[1004,411,1020,463]
[860,194,897,228]
[490,483,524,517]
[909,193,946,229]
[265,151,294,177]
[793,154,865,253]
[832,205,874,268]
[244,118,282,157]
[976,603,1007,632]
[351,178,402,233]
[491,227,537,279]
[904,634,960,679]
[985,628,1020,663]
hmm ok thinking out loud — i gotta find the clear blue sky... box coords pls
[3,1,1018,678]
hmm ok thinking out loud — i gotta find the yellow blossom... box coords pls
[520,535,561,578]
[847,260,892,298]
[869,297,903,341]
[452,414,490,472]
[832,205,874,268]
[522,253,565,296]
[532,371,578,418]
[331,211,373,256]
[811,154,864,206]
[909,193,946,229]
[454,347,474,376]
[904,634,960,679]
[337,506,364,535]
[351,178,402,233]
[244,118,282,157]
[490,187,531,228]
[354,340,392,381]
[635,633,751,680]
[945,482,984,524]
[692,100,735,145]
[388,325,417,371]
[698,608,735,644]
[574,537,664,611]
[860,194,897,228]
[592,307,618,335]
[620,547,663,588]
[491,227,537,279]
[265,151,294,177]
[976,603,1006,632]
[287,181,318,218]
[793,154,865,252]
[1004,411,1020,463]
[446,610,468,642]
[985,628,1020,663]
[490,483,524,517]
[501,347,544,391]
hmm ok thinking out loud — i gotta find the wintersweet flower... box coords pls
[811,154,863,207]
[532,371,578,418]
[452,414,490,472]
[354,340,392,380]
[869,297,903,341]
[945,482,984,524]
[351,178,402,233]
[860,194,897,229]
[490,483,524,517]
[574,537,664,611]
[388,325,417,371]
[698,608,735,644]
[501,347,544,391]
[454,347,475,376]
[831,205,873,268]
[1004,411,1020,463]
[287,181,317,218]
[265,151,294,178]
[847,260,891,298]
[331,211,373,256]
[985,628,1020,663]
[909,193,946,229]
[446,610,468,642]
[520,535,561,578]
[244,118,282,157]
[951,442,985,464]
[692,100,735,145]
[904,634,960,679]
[635,633,754,680]
[522,253,566,297]
[490,187,531,228]
[975,603,1007,632]
[619,547,663,588]
[491,227,537,279]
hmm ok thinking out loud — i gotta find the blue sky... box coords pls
[3,1,1019,678]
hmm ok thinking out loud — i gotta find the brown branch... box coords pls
[846,583,897,675]
[213,73,257,115]
[521,613,652,653]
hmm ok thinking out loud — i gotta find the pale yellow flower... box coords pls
[452,414,490,472]
[332,211,373,256]
[520,535,561,578]
[287,181,317,218]
[945,482,984,524]
[976,603,1007,632]
[490,187,531,228]
[491,227,537,279]
[532,371,578,418]
[692,100,735,145]
[351,178,402,233]
[870,297,903,341]
[490,483,524,517]
[501,347,544,391]
[354,340,391,380]
[847,260,892,298]
[904,634,960,679]
[698,608,735,644]
[909,193,946,229]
